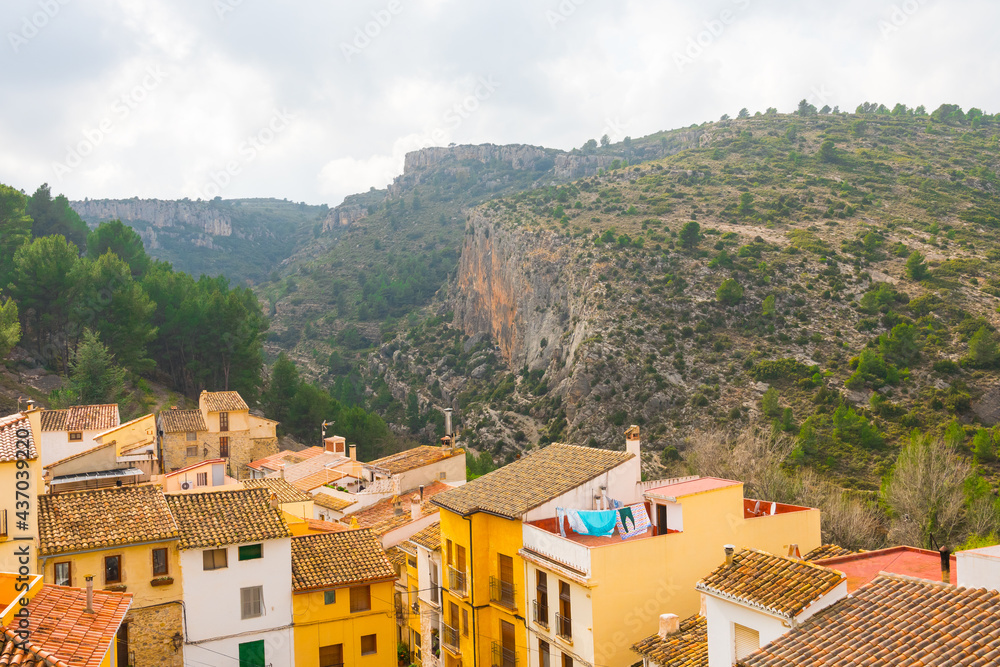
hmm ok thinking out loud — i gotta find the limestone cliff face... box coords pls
[389,144,555,197]
[71,199,233,237]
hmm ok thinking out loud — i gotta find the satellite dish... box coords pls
[180,481,192,490]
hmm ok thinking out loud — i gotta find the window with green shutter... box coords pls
[239,544,263,561]
[238,640,265,667]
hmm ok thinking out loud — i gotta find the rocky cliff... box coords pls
[71,199,233,237]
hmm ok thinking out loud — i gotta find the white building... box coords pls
[166,487,295,667]
[38,404,120,466]
[957,543,1000,591]
[363,441,467,492]
[410,522,443,667]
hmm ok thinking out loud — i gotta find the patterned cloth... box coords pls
[615,503,651,540]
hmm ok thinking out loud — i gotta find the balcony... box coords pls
[442,623,461,655]
[556,613,572,641]
[448,566,468,597]
[532,600,549,627]
[522,523,592,577]
[490,577,517,610]
[491,642,517,667]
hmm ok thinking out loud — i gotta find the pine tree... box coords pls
[69,330,127,405]
[966,326,998,368]
[905,251,929,281]
[973,428,996,464]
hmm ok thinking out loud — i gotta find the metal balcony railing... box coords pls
[491,642,518,667]
[442,623,461,654]
[490,577,517,610]
[448,566,467,597]
[533,600,549,627]
[556,613,572,640]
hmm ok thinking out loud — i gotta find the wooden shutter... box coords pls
[734,623,760,660]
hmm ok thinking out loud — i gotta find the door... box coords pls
[500,620,516,667]
[498,554,514,607]
[115,623,128,667]
[656,504,668,534]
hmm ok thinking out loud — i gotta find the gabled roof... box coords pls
[94,413,153,440]
[242,478,313,504]
[158,409,207,433]
[409,522,441,551]
[432,443,633,519]
[385,546,409,569]
[290,467,357,493]
[279,451,353,484]
[803,544,859,561]
[346,482,450,537]
[200,391,248,412]
[37,485,178,556]
[312,493,354,512]
[739,575,1000,666]
[0,412,37,463]
[40,410,67,431]
[247,446,324,472]
[367,445,463,475]
[65,405,119,431]
[696,549,845,621]
[631,615,707,667]
[166,487,292,549]
[1,585,132,667]
[291,529,396,591]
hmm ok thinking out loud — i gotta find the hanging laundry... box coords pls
[576,509,618,536]
[556,507,567,537]
[607,498,624,510]
[616,503,651,540]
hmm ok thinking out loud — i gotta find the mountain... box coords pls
[70,197,329,284]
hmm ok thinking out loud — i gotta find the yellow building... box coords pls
[0,410,43,573]
[432,443,637,667]
[36,485,185,667]
[291,528,398,667]
[397,539,423,662]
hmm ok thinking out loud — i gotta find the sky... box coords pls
[2,0,998,207]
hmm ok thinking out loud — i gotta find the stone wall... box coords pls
[127,603,184,667]
[161,431,276,478]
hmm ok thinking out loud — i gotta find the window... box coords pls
[535,571,549,625]
[239,544,263,561]
[238,640,265,667]
[152,548,168,576]
[430,565,439,604]
[186,445,197,457]
[407,556,417,568]
[350,585,371,612]
[324,590,337,605]
[0,509,7,538]
[539,640,550,667]
[446,539,452,566]
[462,608,469,637]
[240,586,264,619]
[562,653,573,667]
[439,471,447,479]
[186,431,196,441]
[69,432,82,441]
[219,436,230,457]
[734,624,760,660]
[360,634,377,656]
[203,548,228,570]
[557,581,572,639]
[196,472,208,487]
[54,561,71,586]
[219,412,229,431]
[319,643,343,667]
[104,555,121,584]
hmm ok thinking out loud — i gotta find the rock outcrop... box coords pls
[71,199,233,237]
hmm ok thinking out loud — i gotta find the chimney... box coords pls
[441,435,453,451]
[444,408,453,437]
[657,613,679,640]
[419,485,425,503]
[26,399,36,410]
[393,496,403,516]
[85,576,94,614]
[625,425,641,457]
[787,544,801,559]
[269,492,279,511]
[724,544,735,567]
[326,436,346,455]
[349,444,357,461]
[940,547,952,583]
[279,464,285,479]
[411,495,422,521]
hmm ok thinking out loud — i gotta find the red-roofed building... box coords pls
[815,545,956,591]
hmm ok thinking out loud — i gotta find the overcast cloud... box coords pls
[2,0,997,206]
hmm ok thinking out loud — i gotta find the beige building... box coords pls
[157,391,278,478]
[0,410,43,572]
[38,404,120,467]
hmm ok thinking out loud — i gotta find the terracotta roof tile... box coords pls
[0,629,52,667]
[803,544,860,561]
[247,446,324,472]
[166,487,292,549]
[631,615,707,667]
[290,467,357,493]
[312,493,354,512]
[304,518,348,533]
[0,412,37,463]
[739,574,1000,666]
[367,445,463,475]
[37,486,178,556]
[696,549,845,620]
[346,482,450,536]
[432,443,634,519]
[385,546,409,568]
[279,452,354,484]
[291,529,396,591]
[241,478,313,504]
[158,409,207,433]
[64,405,119,431]
[409,523,441,551]
[1,585,132,667]
[200,391,248,412]
[39,410,67,432]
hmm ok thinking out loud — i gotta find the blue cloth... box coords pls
[576,509,618,536]
[608,498,624,510]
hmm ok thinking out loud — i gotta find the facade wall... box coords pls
[161,431,277,479]
[180,538,292,642]
[957,547,1000,590]
[524,560,595,667]
[395,454,467,492]
[184,627,294,667]
[97,415,156,453]
[704,595,788,667]
[0,455,42,573]
[291,580,396,667]
[41,541,182,606]
[45,444,116,477]
[125,602,184,667]
[40,429,102,467]
[525,459,640,522]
